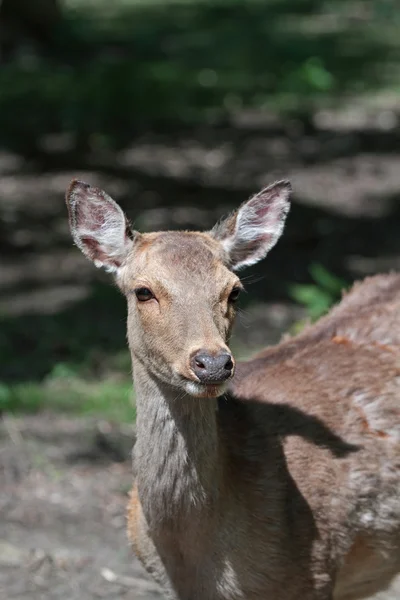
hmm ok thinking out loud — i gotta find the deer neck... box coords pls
[132,362,221,531]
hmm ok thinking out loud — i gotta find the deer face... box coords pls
[66,180,291,398]
[121,230,241,397]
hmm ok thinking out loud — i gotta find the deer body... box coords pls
[66,180,400,600]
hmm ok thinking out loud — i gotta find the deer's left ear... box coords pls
[66,180,136,273]
[210,180,291,271]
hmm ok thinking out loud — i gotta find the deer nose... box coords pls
[190,350,234,384]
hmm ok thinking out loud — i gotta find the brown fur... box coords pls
[127,484,142,562]
[230,273,400,599]
[66,180,400,600]
[123,263,400,600]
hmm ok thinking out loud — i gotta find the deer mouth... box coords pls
[183,379,229,398]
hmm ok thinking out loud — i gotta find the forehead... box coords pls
[129,231,231,283]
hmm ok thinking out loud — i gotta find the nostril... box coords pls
[191,352,210,377]
[224,356,234,371]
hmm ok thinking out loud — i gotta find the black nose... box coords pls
[191,350,234,384]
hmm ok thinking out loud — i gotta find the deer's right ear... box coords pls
[66,180,136,273]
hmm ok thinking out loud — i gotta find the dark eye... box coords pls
[135,287,154,302]
[228,287,241,303]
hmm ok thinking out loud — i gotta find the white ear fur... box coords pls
[66,180,134,273]
[211,180,291,270]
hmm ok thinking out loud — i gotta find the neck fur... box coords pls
[132,362,221,530]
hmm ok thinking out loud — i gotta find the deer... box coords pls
[66,179,400,600]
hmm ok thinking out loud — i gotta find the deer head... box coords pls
[66,180,291,398]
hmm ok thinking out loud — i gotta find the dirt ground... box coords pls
[0,414,163,600]
[0,414,399,600]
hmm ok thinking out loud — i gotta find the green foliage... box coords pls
[0,0,399,154]
[0,283,134,421]
[289,263,348,322]
[0,365,135,422]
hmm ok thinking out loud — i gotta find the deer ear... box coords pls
[66,180,135,273]
[211,180,291,271]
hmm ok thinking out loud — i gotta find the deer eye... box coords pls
[135,287,154,302]
[228,287,241,303]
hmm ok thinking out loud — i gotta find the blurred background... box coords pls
[1,1,400,598]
